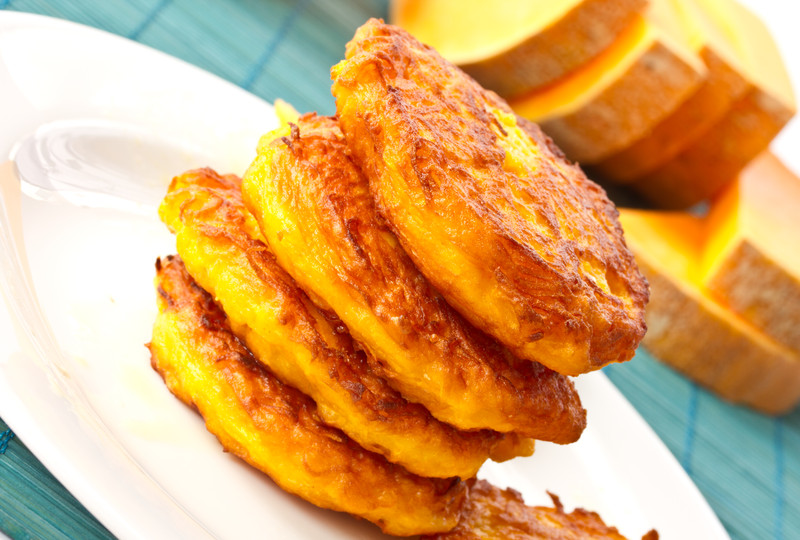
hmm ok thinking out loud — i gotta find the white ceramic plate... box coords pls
[0,11,733,540]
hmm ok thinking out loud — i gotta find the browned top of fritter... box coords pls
[150,255,465,535]
[422,479,658,540]
[331,19,649,375]
[247,113,585,442]
[164,170,400,419]
[160,168,504,479]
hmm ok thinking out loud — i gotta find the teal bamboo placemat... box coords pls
[0,418,112,539]
[0,1,798,539]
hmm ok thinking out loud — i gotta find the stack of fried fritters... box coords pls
[149,19,649,538]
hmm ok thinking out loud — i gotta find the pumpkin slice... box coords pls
[593,0,749,182]
[632,0,795,208]
[619,208,800,414]
[509,0,705,164]
[389,0,646,99]
[701,152,800,353]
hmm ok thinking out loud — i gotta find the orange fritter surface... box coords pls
[422,479,657,540]
[332,19,649,376]
[243,113,585,442]
[149,255,465,536]
[158,168,503,479]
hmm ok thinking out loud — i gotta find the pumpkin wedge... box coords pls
[593,0,750,182]
[509,0,705,164]
[619,208,800,414]
[701,152,800,353]
[632,0,795,208]
[390,0,646,99]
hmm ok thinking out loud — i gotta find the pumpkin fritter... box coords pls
[331,19,649,376]
[243,113,585,442]
[158,168,506,479]
[148,255,465,536]
[422,479,658,540]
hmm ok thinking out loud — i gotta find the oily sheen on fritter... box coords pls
[332,19,649,376]
[421,479,658,540]
[148,255,465,536]
[243,113,585,442]
[158,168,514,479]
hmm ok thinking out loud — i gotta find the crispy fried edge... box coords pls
[422,478,658,540]
[242,113,586,443]
[149,255,465,536]
[158,168,503,479]
[331,19,648,376]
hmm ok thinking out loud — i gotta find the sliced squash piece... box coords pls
[619,208,800,414]
[389,0,647,99]
[510,0,706,163]
[701,152,800,353]
[632,0,795,208]
[593,0,750,182]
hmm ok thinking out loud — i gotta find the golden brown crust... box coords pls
[149,255,465,536]
[243,113,585,442]
[158,168,503,479]
[422,478,654,540]
[331,19,649,376]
